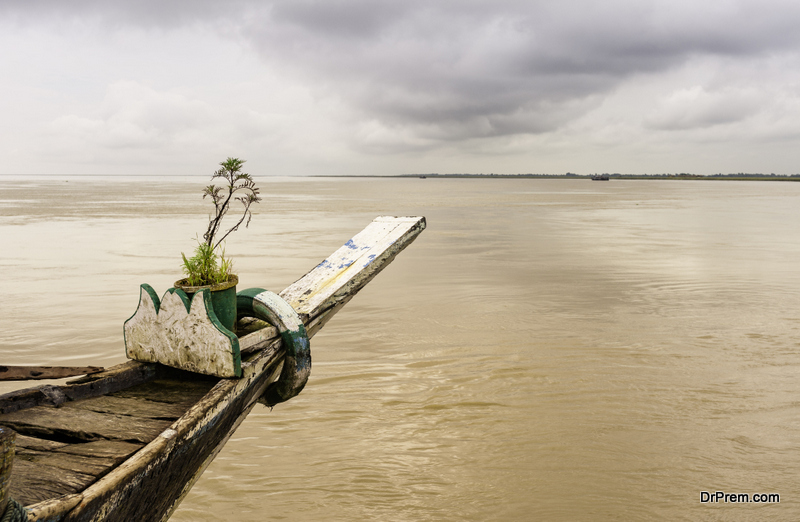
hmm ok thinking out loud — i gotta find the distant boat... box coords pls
[591,175,610,181]
[419,175,427,179]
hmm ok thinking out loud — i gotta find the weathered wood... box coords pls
[305,294,355,338]
[14,434,67,452]
[281,216,426,318]
[124,285,242,378]
[0,426,14,516]
[0,406,172,444]
[26,495,83,522]
[13,216,426,521]
[0,361,159,415]
[55,440,143,461]
[0,386,67,415]
[237,289,310,406]
[109,379,216,405]
[65,346,285,521]
[64,360,155,387]
[9,459,94,506]
[124,216,425,380]
[237,319,279,354]
[16,449,116,477]
[0,366,104,381]
[63,395,190,420]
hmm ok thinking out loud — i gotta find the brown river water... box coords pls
[1,176,800,520]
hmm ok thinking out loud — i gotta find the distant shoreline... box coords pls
[2,173,799,181]
[317,173,800,181]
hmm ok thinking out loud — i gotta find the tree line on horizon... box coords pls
[400,172,800,179]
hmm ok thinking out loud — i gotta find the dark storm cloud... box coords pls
[244,0,800,149]
[6,0,800,150]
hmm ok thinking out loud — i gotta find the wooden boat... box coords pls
[0,216,426,521]
[591,174,610,181]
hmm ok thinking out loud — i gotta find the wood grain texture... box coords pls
[0,361,159,415]
[108,379,216,406]
[9,216,426,521]
[9,459,94,506]
[26,494,83,522]
[0,406,172,444]
[124,286,242,378]
[0,366,103,381]
[63,395,190,420]
[54,440,144,460]
[281,216,426,318]
[64,346,285,522]
[0,427,13,516]
[14,434,68,452]
[16,450,116,477]
[16,438,142,461]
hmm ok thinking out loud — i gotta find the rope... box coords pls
[1,498,28,522]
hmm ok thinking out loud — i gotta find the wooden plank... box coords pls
[0,365,103,381]
[237,319,279,354]
[27,494,83,522]
[16,437,143,460]
[14,434,68,452]
[281,216,426,317]
[64,360,157,387]
[63,395,190,420]
[55,440,144,460]
[9,459,95,506]
[0,387,65,415]
[0,406,172,444]
[16,449,117,477]
[63,347,284,521]
[0,361,159,415]
[109,379,215,405]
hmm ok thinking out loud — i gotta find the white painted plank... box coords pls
[280,216,426,316]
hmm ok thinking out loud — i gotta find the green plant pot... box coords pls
[173,275,239,333]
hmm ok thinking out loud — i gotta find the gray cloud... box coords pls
[236,1,800,149]
[4,0,800,164]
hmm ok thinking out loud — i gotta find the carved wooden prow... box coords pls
[123,216,426,380]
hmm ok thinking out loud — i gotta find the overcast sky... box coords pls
[2,0,800,176]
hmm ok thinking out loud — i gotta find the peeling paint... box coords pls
[21,216,427,522]
[124,285,241,378]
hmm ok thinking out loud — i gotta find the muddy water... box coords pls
[1,176,799,520]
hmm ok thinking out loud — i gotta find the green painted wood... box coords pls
[124,285,242,378]
[174,276,238,333]
[237,289,310,406]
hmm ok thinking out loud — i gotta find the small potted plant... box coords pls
[174,157,261,332]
